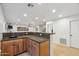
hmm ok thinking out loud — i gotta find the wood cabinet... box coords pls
[1,40,14,56]
[27,39,49,56]
[13,40,20,55]
[18,39,24,54]
[23,39,27,52]
[1,39,27,56]
[40,41,49,56]
[0,41,1,56]
[27,39,32,55]
[1,37,49,56]
[31,41,39,56]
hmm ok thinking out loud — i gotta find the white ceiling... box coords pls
[1,3,79,25]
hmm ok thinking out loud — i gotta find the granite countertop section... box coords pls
[17,35,49,43]
[2,35,49,43]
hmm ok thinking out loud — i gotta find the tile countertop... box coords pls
[2,35,49,43]
[17,35,49,43]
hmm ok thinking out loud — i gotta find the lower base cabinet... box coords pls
[1,38,49,56]
[1,41,14,56]
[27,39,49,56]
[23,39,27,52]
[40,41,49,56]
[1,39,27,56]
[18,39,24,54]
[27,39,32,55]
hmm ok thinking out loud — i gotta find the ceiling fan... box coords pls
[27,3,34,7]
[27,3,42,8]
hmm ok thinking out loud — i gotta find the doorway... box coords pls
[70,19,79,48]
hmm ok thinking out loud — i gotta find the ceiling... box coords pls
[1,3,79,25]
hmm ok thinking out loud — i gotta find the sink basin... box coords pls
[9,36,17,38]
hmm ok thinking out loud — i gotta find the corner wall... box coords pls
[0,4,6,40]
[50,15,79,55]
[52,15,79,47]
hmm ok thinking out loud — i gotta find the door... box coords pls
[70,20,79,48]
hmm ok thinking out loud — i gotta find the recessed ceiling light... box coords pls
[58,14,63,17]
[24,14,27,17]
[52,9,56,13]
[35,17,39,19]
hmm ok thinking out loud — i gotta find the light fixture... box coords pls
[58,14,63,17]
[52,9,56,13]
[24,14,27,17]
[35,17,39,19]
[27,3,34,7]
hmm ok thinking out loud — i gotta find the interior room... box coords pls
[0,3,79,56]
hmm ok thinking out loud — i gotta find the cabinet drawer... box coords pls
[32,41,39,46]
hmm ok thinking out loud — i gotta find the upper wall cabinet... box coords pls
[17,27,29,31]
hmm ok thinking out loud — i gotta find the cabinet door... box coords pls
[31,41,39,56]
[0,41,1,56]
[13,40,19,55]
[18,39,24,53]
[1,41,14,56]
[40,41,49,56]
[23,39,27,52]
[27,39,32,55]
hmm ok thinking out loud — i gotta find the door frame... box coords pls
[70,19,79,48]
